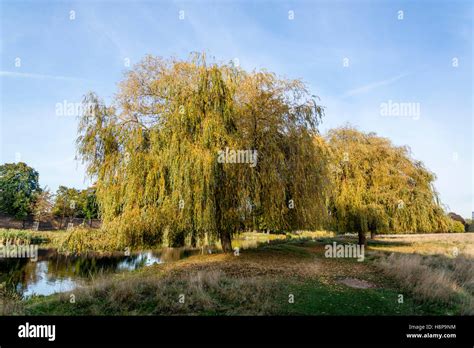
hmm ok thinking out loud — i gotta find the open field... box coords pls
[371,233,474,256]
[1,231,471,316]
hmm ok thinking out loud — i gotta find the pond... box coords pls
[0,247,203,298]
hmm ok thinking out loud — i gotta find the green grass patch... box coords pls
[0,229,49,245]
[255,241,313,258]
[277,280,448,315]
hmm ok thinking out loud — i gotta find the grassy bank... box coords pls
[0,229,50,245]
[8,235,470,315]
[1,230,471,315]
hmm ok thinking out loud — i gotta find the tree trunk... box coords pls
[61,202,66,229]
[358,231,366,246]
[370,231,376,239]
[219,229,233,253]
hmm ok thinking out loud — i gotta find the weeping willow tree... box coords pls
[76,54,329,252]
[326,126,451,245]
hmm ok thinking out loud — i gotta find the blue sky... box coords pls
[0,0,472,218]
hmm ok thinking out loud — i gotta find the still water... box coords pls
[0,248,201,298]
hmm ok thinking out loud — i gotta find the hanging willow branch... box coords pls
[326,126,452,244]
[76,53,328,251]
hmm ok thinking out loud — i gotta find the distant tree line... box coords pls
[0,162,99,228]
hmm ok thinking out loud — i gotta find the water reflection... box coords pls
[0,247,199,298]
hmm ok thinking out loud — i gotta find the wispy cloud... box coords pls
[341,73,409,98]
[0,71,90,82]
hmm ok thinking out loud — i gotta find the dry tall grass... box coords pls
[373,233,474,257]
[0,285,24,315]
[376,252,474,314]
[38,268,279,315]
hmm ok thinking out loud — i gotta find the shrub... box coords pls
[448,220,465,233]
[465,219,474,232]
